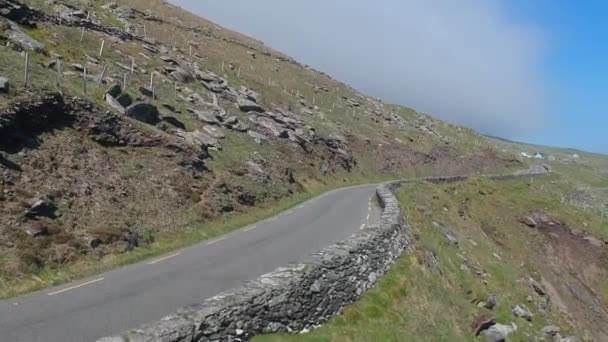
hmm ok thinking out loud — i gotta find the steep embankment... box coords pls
[0,0,519,295]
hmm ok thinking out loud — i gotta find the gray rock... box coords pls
[3,20,45,53]
[25,225,49,238]
[116,94,133,108]
[106,83,122,98]
[177,130,220,149]
[105,94,126,114]
[522,216,537,228]
[482,323,517,342]
[161,116,186,130]
[541,325,560,337]
[114,6,134,20]
[138,86,154,98]
[202,80,228,93]
[512,304,533,321]
[190,109,219,124]
[125,103,160,125]
[25,197,57,219]
[0,77,8,93]
[203,125,225,139]
[529,277,546,296]
[160,55,177,64]
[171,67,194,83]
[42,59,58,69]
[248,130,268,144]
[194,70,221,83]
[237,96,264,113]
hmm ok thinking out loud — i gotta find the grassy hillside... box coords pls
[258,175,607,341]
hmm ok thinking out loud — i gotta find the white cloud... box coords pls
[172,0,547,136]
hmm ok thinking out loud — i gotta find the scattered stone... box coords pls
[176,130,220,149]
[512,304,533,321]
[0,76,8,93]
[42,59,57,69]
[116,93,133,108]
[125,103,160,125]
[521,216,538,228]
[485,294,497,310]
[3,19,45,52]
[237,96,264,113]
[160,55,177,64]
[190,109,219,124]
[529,277,546,296]
[105,94,125,114]
[138,86,154,98]
[541,325,560,337]
[170,67,194,83]
[162,116,186,130]
[248,130,267,144]
[71,63,85,72]
[25,197,58,219]
[25,224,49,238]
[482,323,517,342]
[203,125,225,139]
[106,83,122,98]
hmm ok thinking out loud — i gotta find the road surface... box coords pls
[0,184,380,342]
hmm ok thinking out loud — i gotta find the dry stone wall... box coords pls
[99,182,411,342]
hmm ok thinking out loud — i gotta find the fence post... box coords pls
[86,11,90,21]
[24,52,30,89]
[99,39,105,57]
[143,24,147,38]
[56,59,62,88]
[149,72,154,89]
[189,45,192,57]
[130,57,135,74]
[123,72,127,88]
[98,64,108,86]
[80,27,85,42]
[237,66,241,78]
[83,64,87,94]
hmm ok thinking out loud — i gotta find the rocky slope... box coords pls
[0,0,520,292]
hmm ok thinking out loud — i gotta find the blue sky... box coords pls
[505,0,608,154]
[173,1,607,154]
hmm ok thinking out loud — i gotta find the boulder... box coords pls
[521,216,537,228]
[161,116,186,130]
[116,93,133,108]
[0,77,8,93]
[176,130,220,149]
[237,96,264,113]
[194,70,221,83]
[190,109,219,124]
[106,83,122,98]
[160,55,177,64]
[541,325,560,337]
[529,277,546,296]
[4,19,45,53]
[512,304,533,321]
[105,94,126,114]
[171,67,194,83]
[203,125,225,139]
[248,130,268,144]
[125,103,160,125]
[482,323,517,342]
[25,197,58,219]
[25,224,49,238]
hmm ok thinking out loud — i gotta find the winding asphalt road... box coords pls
[0,184,380,342]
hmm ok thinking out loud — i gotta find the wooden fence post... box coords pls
[149,72,154,89]
[98,64,108,86]
[123,73,127,88]
[24,52,30,89]
[83,64,87,94]
[143,24,147,38]
[237,66,241,78]
[99,39,105,57]
[80,27,85,42]
[130,57,135,74]
[56,59,62,88]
